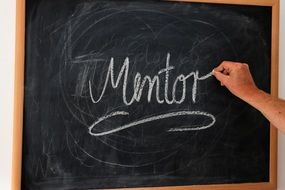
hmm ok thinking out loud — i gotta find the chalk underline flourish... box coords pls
[88,110,216,136]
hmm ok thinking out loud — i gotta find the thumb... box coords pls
[213,70,229,85]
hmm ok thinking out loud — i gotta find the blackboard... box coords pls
[13,0,279,189]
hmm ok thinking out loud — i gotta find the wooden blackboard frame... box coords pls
[12,0,279,189]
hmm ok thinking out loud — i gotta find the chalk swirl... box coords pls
[88,110,216,136]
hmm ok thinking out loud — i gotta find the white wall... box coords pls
[0,0,284,189]
[0,0,16,189]
[278,0,285,189]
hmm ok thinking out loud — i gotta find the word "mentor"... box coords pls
[88,53,213,105]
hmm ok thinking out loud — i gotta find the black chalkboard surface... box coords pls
[22,0,272,189]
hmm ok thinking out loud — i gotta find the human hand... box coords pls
[212,61,260,102]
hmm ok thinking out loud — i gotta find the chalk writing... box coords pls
[88,53,212,105]
[87,53,215,136]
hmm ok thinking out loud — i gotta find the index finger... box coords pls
[214,61,240,72]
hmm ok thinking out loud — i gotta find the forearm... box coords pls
[213,61,285,132]
[244,90,285,133]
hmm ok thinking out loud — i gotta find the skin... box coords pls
[213,61,285,133]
